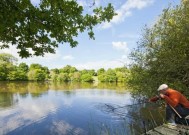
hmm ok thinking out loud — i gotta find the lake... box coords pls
[0,82,164,135]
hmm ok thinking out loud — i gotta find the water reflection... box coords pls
[0,82,129,110]
[0,92,17,108]
[50,121,87,135]
[0,82,128,93]
[0,82,131,135]
[0,82,164,135]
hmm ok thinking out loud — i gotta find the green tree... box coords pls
[98,69,117,82]
[28,64,49,81]
[0,53,17,64]
[106,69,117,82]
[0,0,116,58]
[80,69,88,75]
[50,68,59,81]
[81,74,93,82]
[57,73,69,82]
[51,68,59,74]
[129,1,189,96]
[7,64,28,81]
[43,66,50,80]
[15,63,29,80]
[70,72,81,82]
[88,69,96,76]
[18,63,29,73]
[97,68,105,75]
[50,72,58,81]
[115,67,129,82]
[116,71,126,82]
[70,67,77,73]
[98,73,107,82]
[16,70,28,80]
[28,69,46,81]
[29,64,43,70]
[7,66,18,81]
[0,53,18,80]
[59,65,72,73]
[0,64,7,80]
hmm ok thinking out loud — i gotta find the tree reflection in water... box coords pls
[97,100,165,134]
[0,81,165,134]
[0,81,128,109]
[0,92,17,108]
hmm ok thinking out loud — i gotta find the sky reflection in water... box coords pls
[0,82,136,135]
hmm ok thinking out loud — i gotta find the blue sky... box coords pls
[0,0,180,70]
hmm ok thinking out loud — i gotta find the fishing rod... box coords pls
[104,95,183,119]
[168,103,182,119]
[104,100,154,111]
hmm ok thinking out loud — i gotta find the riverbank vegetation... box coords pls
[0,53,130,82]
[128,1,189,97]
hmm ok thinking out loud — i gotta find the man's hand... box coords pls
[149,95,160,102]
[159,93,165,99]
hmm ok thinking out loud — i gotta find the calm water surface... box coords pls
[0,82,164,135]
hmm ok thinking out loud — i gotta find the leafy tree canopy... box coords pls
[0,0,116,58]
[0,53,18,64]
[97,68,105,75]
[18,62,29,72]
[129,0,189,96]
[29,63,43,70]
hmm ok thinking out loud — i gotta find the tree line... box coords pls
[0,53,129,82]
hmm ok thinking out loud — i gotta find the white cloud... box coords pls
[0,91,88,135]
[119,55,131,66]
[0,97,60,134]
[0,43,20,58]
[51,121,86,135]
[112,41,129,53]
[30,0,40,5]
[77,0,88,7]
[0,44,62,66]
[111,41,132,66]
[22,52,62,66]
[62,55,74,60]
[74,60,125,70]
[101,22,112,29]
[100,0,154,29]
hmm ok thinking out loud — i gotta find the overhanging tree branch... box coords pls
[0,0,116,58]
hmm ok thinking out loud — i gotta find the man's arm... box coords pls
[149,95,160,102]
[162,94,179,107]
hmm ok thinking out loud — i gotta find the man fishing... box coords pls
[149,84,189,124]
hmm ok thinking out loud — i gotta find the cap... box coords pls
[157,84,168,91]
